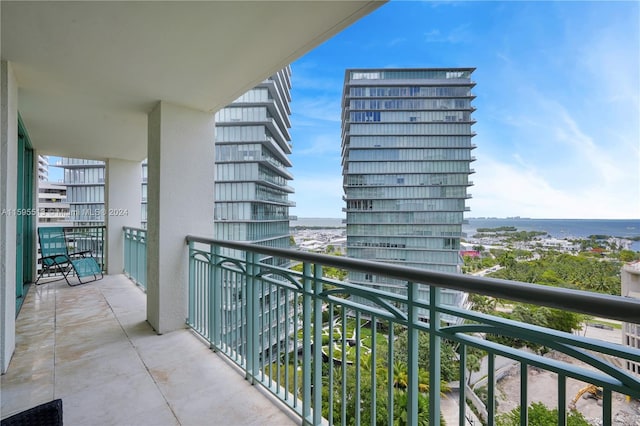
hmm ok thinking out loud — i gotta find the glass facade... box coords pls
[214,67,295,360]
[342,68,476,322]
[214,67,294,251]
[58,158,107,225]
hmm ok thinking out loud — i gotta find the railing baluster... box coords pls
[487,353,495,425]
[187,241,195,326]
[246,252,258,384]
[602,388,612,426]
[354,311,361,426]
[388,323,394,426]
[312,263,323,425]
[370,316,377,426]
[328,301,334,426]
[558,374,567,426]
[428,285,441,426]
[459,344,466,426]
[341,307,347,426]
[302,262,313,425]
[520,362,528,425]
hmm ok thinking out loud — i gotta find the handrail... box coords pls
[122,225,146,233]
[186,235,640,323]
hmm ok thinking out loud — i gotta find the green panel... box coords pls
[15,115,35,314]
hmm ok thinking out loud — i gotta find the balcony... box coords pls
[1,275,297,425]
[3,233,640,425]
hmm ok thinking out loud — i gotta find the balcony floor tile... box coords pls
[1,275,297,425]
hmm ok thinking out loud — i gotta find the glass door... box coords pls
[16,116,35,313]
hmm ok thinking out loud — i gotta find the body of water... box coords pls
[293,217,640,251]
[465,218,640,252]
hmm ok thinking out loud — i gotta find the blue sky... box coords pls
[289,1,640,219]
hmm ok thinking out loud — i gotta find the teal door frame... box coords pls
[16,115,35,314]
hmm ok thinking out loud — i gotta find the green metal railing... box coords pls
[37,225,106,279]
[186,236,640,426]
[123,227,146,290]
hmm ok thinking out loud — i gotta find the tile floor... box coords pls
[1,275,298,426]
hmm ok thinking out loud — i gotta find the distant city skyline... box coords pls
[47,1,640,220]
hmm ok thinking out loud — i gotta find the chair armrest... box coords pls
[68,250,92,257]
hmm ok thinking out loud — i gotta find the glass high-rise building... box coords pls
[57,158,106,225]
[214,67,294,253]
[214,67,295,360]
[341,68,476,319]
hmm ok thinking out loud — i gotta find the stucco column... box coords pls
[105,159,143,275]
[0,61,18,373]
[147,101,214,333]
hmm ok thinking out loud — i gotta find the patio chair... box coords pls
[35,227,103,286]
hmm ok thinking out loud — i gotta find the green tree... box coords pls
[393,332,458,382]
[619,249,638,262]
[496,402,589,426]
[497,251,517,269]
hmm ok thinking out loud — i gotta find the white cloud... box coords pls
[292,97,341,123]
[470,156,639,219]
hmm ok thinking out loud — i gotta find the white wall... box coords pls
[146,101,215,333]
[105,158,143,274]
[1,61,18,373]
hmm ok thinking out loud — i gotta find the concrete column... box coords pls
[147,101,214,333]
[105,159,143,275]
[0,61,18,373]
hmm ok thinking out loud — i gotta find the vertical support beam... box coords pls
[147,101,214,333]
[105,158,142,275]
[0,61,18,373]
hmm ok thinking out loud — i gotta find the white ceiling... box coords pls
[2,1,384,161]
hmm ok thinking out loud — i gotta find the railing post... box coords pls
[123,228,130,277]
[428,285,441,426]
[101,225,107,272]
[312,263,323,425]
[302,262,313,425]
[207,244,215,348]
[459,344,466,424]
[245,251,259,384]
[487,353,495,425]
[139,230,146,288]
[407,281,419,426]
[187,240,195,326]
[210,245,222,350]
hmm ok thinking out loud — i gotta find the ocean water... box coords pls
[464,218,640,251]
[293,217,640,251]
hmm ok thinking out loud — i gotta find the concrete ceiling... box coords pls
[2,1,385,161]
